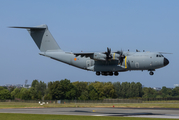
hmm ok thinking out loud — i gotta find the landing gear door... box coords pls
[86,60,91,67]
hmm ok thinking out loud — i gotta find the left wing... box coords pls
[74,52,118,61]
[74,48,125,63]
[74,53,94,59]
[74,52,107,61]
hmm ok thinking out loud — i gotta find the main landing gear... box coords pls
[96,71,119,76]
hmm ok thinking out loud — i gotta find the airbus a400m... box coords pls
[11,25,169,76]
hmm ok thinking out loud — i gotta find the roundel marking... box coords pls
[135,62,139,68]
[74,58,77,61]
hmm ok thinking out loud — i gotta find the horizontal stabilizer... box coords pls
[9,27,46,30]
[9,24,47,30]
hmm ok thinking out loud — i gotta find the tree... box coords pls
[66,88,76,100]
[89,89,98,100]
[142,87,157,98]
[161,86,172,98]
[88,85,98,100]
[73,81,88,100]
[103,82,116,98]
[78,91,89,100]
[29,87,38,100]
[48,79,75,100]
[90,82,105,99]
[19,88,31,100]
[30,80,47,99]
[0,89,11,100]
[11,88,20,99]
[121,82,130,98]
[136,82,143,97]
[31,80,39,88]
[0,86,4,91]
[172,87,179,97]
[129,82,136,98]
[48,81,63,100]
[113,82,122,98]
[129,82,143,98]
[9,86,15,93]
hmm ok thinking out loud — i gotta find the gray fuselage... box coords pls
[40,50,168,73]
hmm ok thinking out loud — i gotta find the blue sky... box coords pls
[0,0,178,88]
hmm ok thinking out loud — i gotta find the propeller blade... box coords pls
[106,47,112,60]
[118,49,125,65]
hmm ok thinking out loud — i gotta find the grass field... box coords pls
[0,113,178,120]
[0,102,179,108]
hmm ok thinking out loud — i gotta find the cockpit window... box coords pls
[156,54,164,57]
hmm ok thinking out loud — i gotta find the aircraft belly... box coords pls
[94,60,124,72]
[94,65,124,72]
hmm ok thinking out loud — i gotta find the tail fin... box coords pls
[10,24,61,52]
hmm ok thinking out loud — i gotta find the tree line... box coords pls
[0,79,179,100]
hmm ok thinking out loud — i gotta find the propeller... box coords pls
[117,50,125,65]
[105,47,112,60]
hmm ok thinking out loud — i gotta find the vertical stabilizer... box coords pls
[10,24,61,52]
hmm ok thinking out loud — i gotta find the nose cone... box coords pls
[164,57,169,66]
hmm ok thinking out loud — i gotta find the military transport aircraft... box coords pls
[10,25,169,76]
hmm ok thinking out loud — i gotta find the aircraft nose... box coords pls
[164,57,169,66]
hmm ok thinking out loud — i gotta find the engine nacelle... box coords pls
[111,53,120,60]
[93,52,121,61]
[93,52,106,61]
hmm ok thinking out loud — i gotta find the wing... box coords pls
[74,53,94,59]
[74,52,119,61]
[74,52,107,61]
[74,48,113,61]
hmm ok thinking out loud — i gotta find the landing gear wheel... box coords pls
[109,72,113,76]
[149,71,154,75]
[96,71,100,76]
[102,72,107,76]
[114,72,119,76]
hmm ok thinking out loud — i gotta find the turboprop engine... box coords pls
[93,52,106,61]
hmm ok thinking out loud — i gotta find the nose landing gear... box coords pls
[149,71,154,75]
[148,69,155,75]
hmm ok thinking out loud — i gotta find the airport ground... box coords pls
[0,107,179,119]
[0,102,179,109]
[0,102,179,119]
[0,113,176,120]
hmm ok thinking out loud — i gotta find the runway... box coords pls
[0,107,179,119]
